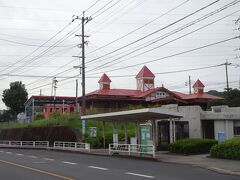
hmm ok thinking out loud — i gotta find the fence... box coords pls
[109,144,155,158]
[54,141,90,152]
[0,141,49,148]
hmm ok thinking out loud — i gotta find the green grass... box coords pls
[0,112,137,147]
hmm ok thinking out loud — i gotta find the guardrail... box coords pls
[54,141,90,152]
[0,141,49,148]
[109,144,155,158]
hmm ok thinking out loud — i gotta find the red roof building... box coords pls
[78,66,222,113]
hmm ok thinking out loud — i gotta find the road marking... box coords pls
[0,150,4,153]
[16,153,23,156]
[28,155,37,159]
[125,172,155,178]
[62,161,77,165]
[6,152,12,154]
[0,159,73,180]
[43,158,54,161]
[88,166,108,171]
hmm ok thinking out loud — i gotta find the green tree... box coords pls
[207,89,240,108]
[2,81,28,117]
[224,89,240,107]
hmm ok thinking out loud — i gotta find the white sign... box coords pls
[82,120,86,135]
[113,128,118,145]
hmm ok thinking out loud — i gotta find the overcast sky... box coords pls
[0,0,240,110]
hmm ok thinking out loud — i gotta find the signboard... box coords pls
[140,124,152,153]
[82,120,86,136]
[218,132,225,143]
[89,127,97,137]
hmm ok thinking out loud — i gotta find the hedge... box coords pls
[169,138,217,155]
[210,137,240,159]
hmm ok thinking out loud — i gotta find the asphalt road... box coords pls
[0,148,239,180]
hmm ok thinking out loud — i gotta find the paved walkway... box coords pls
[155,151,240,176]
[87,149,240,176]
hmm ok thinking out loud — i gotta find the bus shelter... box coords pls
[81,107,182,151]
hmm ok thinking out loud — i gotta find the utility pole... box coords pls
[73,11,92,115]
[225,60,232,92]
[75,79,79,114]
[185,75,192,94]
[188,76,191,95]
[52,77,58,110]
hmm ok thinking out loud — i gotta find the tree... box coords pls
[2,81,28,117]
[224,89,240,107]
[207,89,240,108]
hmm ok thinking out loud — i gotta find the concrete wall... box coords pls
[214,120,234,140]
[178,106,202,139]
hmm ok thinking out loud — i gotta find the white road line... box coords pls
[62,161,77,165]
[16,153,23,156]
[28,155,37,159]
[0,150,4,153]
[88,166,108,171]
[43,158,54,161]
[125,172,155,179]
[6,152,12,154]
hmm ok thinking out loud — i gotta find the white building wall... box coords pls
[178,106,202,138]
[214,120,234,140]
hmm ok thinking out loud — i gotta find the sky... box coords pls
[0,0,240,110]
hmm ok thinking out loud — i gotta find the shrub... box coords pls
[169,138,217,155]
[84,136,102,148]
[35,114,45,120]
[210,138,240,160]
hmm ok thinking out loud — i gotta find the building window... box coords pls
[156,92,166,98]
[50,108,53,112]
[234,127,240,136]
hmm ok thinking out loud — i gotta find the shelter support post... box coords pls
[173,120,176,142]
[135,121,139,144]
[151,120,157,150]
[32,99,35,122]
[102,121,106,148]
[169,119,173,143]
[124,120,127,144]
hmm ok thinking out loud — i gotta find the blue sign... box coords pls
[218,132,225,143]
[82,120,86,135]
[90,127,97,137]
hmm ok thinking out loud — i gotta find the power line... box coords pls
[91,0,122,19]
[1,24,82,77]
[85,0,220,65]
[85,0,102,13]
[0,21,75,74]
[87,0,190,55]
[88,8,240,73]
[86,36,240,75]
[0,38,75,47]
[0,63,224,79]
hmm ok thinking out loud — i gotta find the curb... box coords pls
[158,159,240,177]
[208,167,240,176]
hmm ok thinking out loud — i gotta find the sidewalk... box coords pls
[155,151,240,176]
[86,149,240,176]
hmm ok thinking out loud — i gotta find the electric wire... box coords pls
[85,0,221,65]
[87,8,240,73]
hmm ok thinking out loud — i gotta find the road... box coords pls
[0,148,239,180]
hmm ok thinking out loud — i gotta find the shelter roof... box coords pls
[81,107,182,121]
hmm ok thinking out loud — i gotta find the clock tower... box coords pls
[136,66,155,92]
